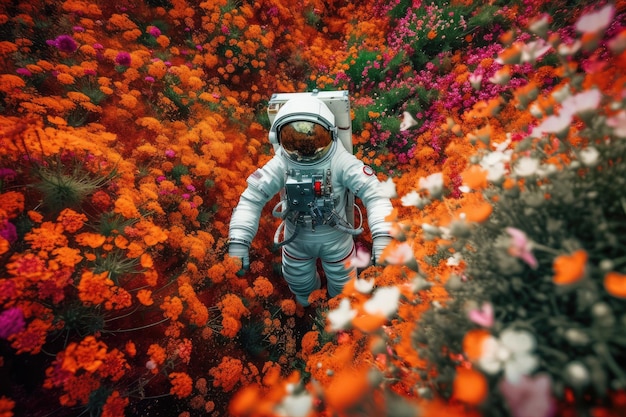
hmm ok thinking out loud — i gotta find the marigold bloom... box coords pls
[324,366,370,412]
[553,250,587,285]
[62,335,107,373]
[24,221,68,251]
[209,356,244,392]
[604,271,626,298]
[0,396,15,417]
[147,343,166,366]
[101,391,129,417]
[252,276,274,298]
[452,367,488,405]
[136,289,154,306]
[99,349,129,381]
[9,317,49,354]
[169,372,193,399]
[74,232,106,248]
[0,191,24,217]
[160,296,183,320]
[78,270,113,305]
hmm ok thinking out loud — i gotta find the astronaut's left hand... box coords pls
[372,236,393,265]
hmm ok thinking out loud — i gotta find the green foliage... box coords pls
[32,156,117,214]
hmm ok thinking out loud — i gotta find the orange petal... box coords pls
[452,367,488,405]
[324,367,370,412]
[462,329,491,361]
[553,250,587,285]
[461,165,489,190]
[604,271,626,298]
[352,313,387,333]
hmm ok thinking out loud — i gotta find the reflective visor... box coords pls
[279,121,332,162]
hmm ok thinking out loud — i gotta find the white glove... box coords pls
[372,236,392,265]
[228,242,250,271]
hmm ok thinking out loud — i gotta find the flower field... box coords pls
[1,0,626,416]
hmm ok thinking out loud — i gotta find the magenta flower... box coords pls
[499,373,556,417]
[0,219,17,243]
[47,35,78,53]
[505,227,538,269]
[468,302,494,327]
[165,149,176,158]
[147,26,161,37]
[0,307,25,339]
[115,51,132,66]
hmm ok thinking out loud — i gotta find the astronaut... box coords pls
[228,95,393,307]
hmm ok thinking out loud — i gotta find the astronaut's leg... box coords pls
[320,234,356,298]
[282,240,320,306]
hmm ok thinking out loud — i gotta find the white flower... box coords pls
[354,278,375,294]
[379,177,397,198]
[579,146,600,167]
[480,146,512,183]
[469,72,483,90]
[607,110,626,138]
[514,157,540,178]
[561,89,602,116]
[399,111,418,131]
[478,328,539,383]
[277,391,313,417]
[575,3,614,34]
[419,172,444,198]
[558,40,582,56]
[364,286,401,318]
[380,241,415,266]
[531,111,572,138]
[400,190,429,208]
[327,298,356,331]
[446,252,463,266]
[520,39,552,63]
[528,14,550,38]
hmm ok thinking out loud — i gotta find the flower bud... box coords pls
[564,328,589,346]
[564,361,589,389]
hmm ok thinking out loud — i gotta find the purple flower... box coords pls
[147,26,161,37]
[0,307,25,339]
[186,184,196,192]
[48,35,78,53]
[499,374,556,417]
[16,68,32,77]
[0,168,16,180]
[165,149,176,158]
[0,219,17,243]
[115,51,132,66]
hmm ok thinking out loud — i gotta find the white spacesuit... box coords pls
[228,94,393,306]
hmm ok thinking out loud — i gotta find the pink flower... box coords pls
[0,307,25,339]
[348,244,371,269]
[48,35,78,53]
[115,51,132,66]
[468,302,494,327]
[505,227,538,269]
[575,4,614,34]
[499,373,556,417]
[607,110,626,138]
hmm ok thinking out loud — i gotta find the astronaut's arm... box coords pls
[228,160,283,268]
[342,155,394,262]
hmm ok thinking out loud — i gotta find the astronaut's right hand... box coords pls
[228,242,250,272]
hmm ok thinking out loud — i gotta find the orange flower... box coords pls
[24,221,68,251]
[169,372,193,399]
[9,318,49,354]
[461,165,489,190]
[252,276,274,298]
[553,250,587,285]
[280,299,296,316]
[160,296,183,320]
[604,271,626,298]
[0,396,15,417]
[324,366,370,412]
[61,336,108,374]
[125,340,136,358]
[101,391,129,417]
[452,367,487,405]
[147,344,166,366]
[462,328,491,361]
[98,349,129,381]
[136,289,154,306]
[74,232,106,248]
[78,270,113,305]
[209,356,244,392]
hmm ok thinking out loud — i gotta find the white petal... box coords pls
[501,329,536,353]
[327,298,357,331]
[363,286,400,318]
